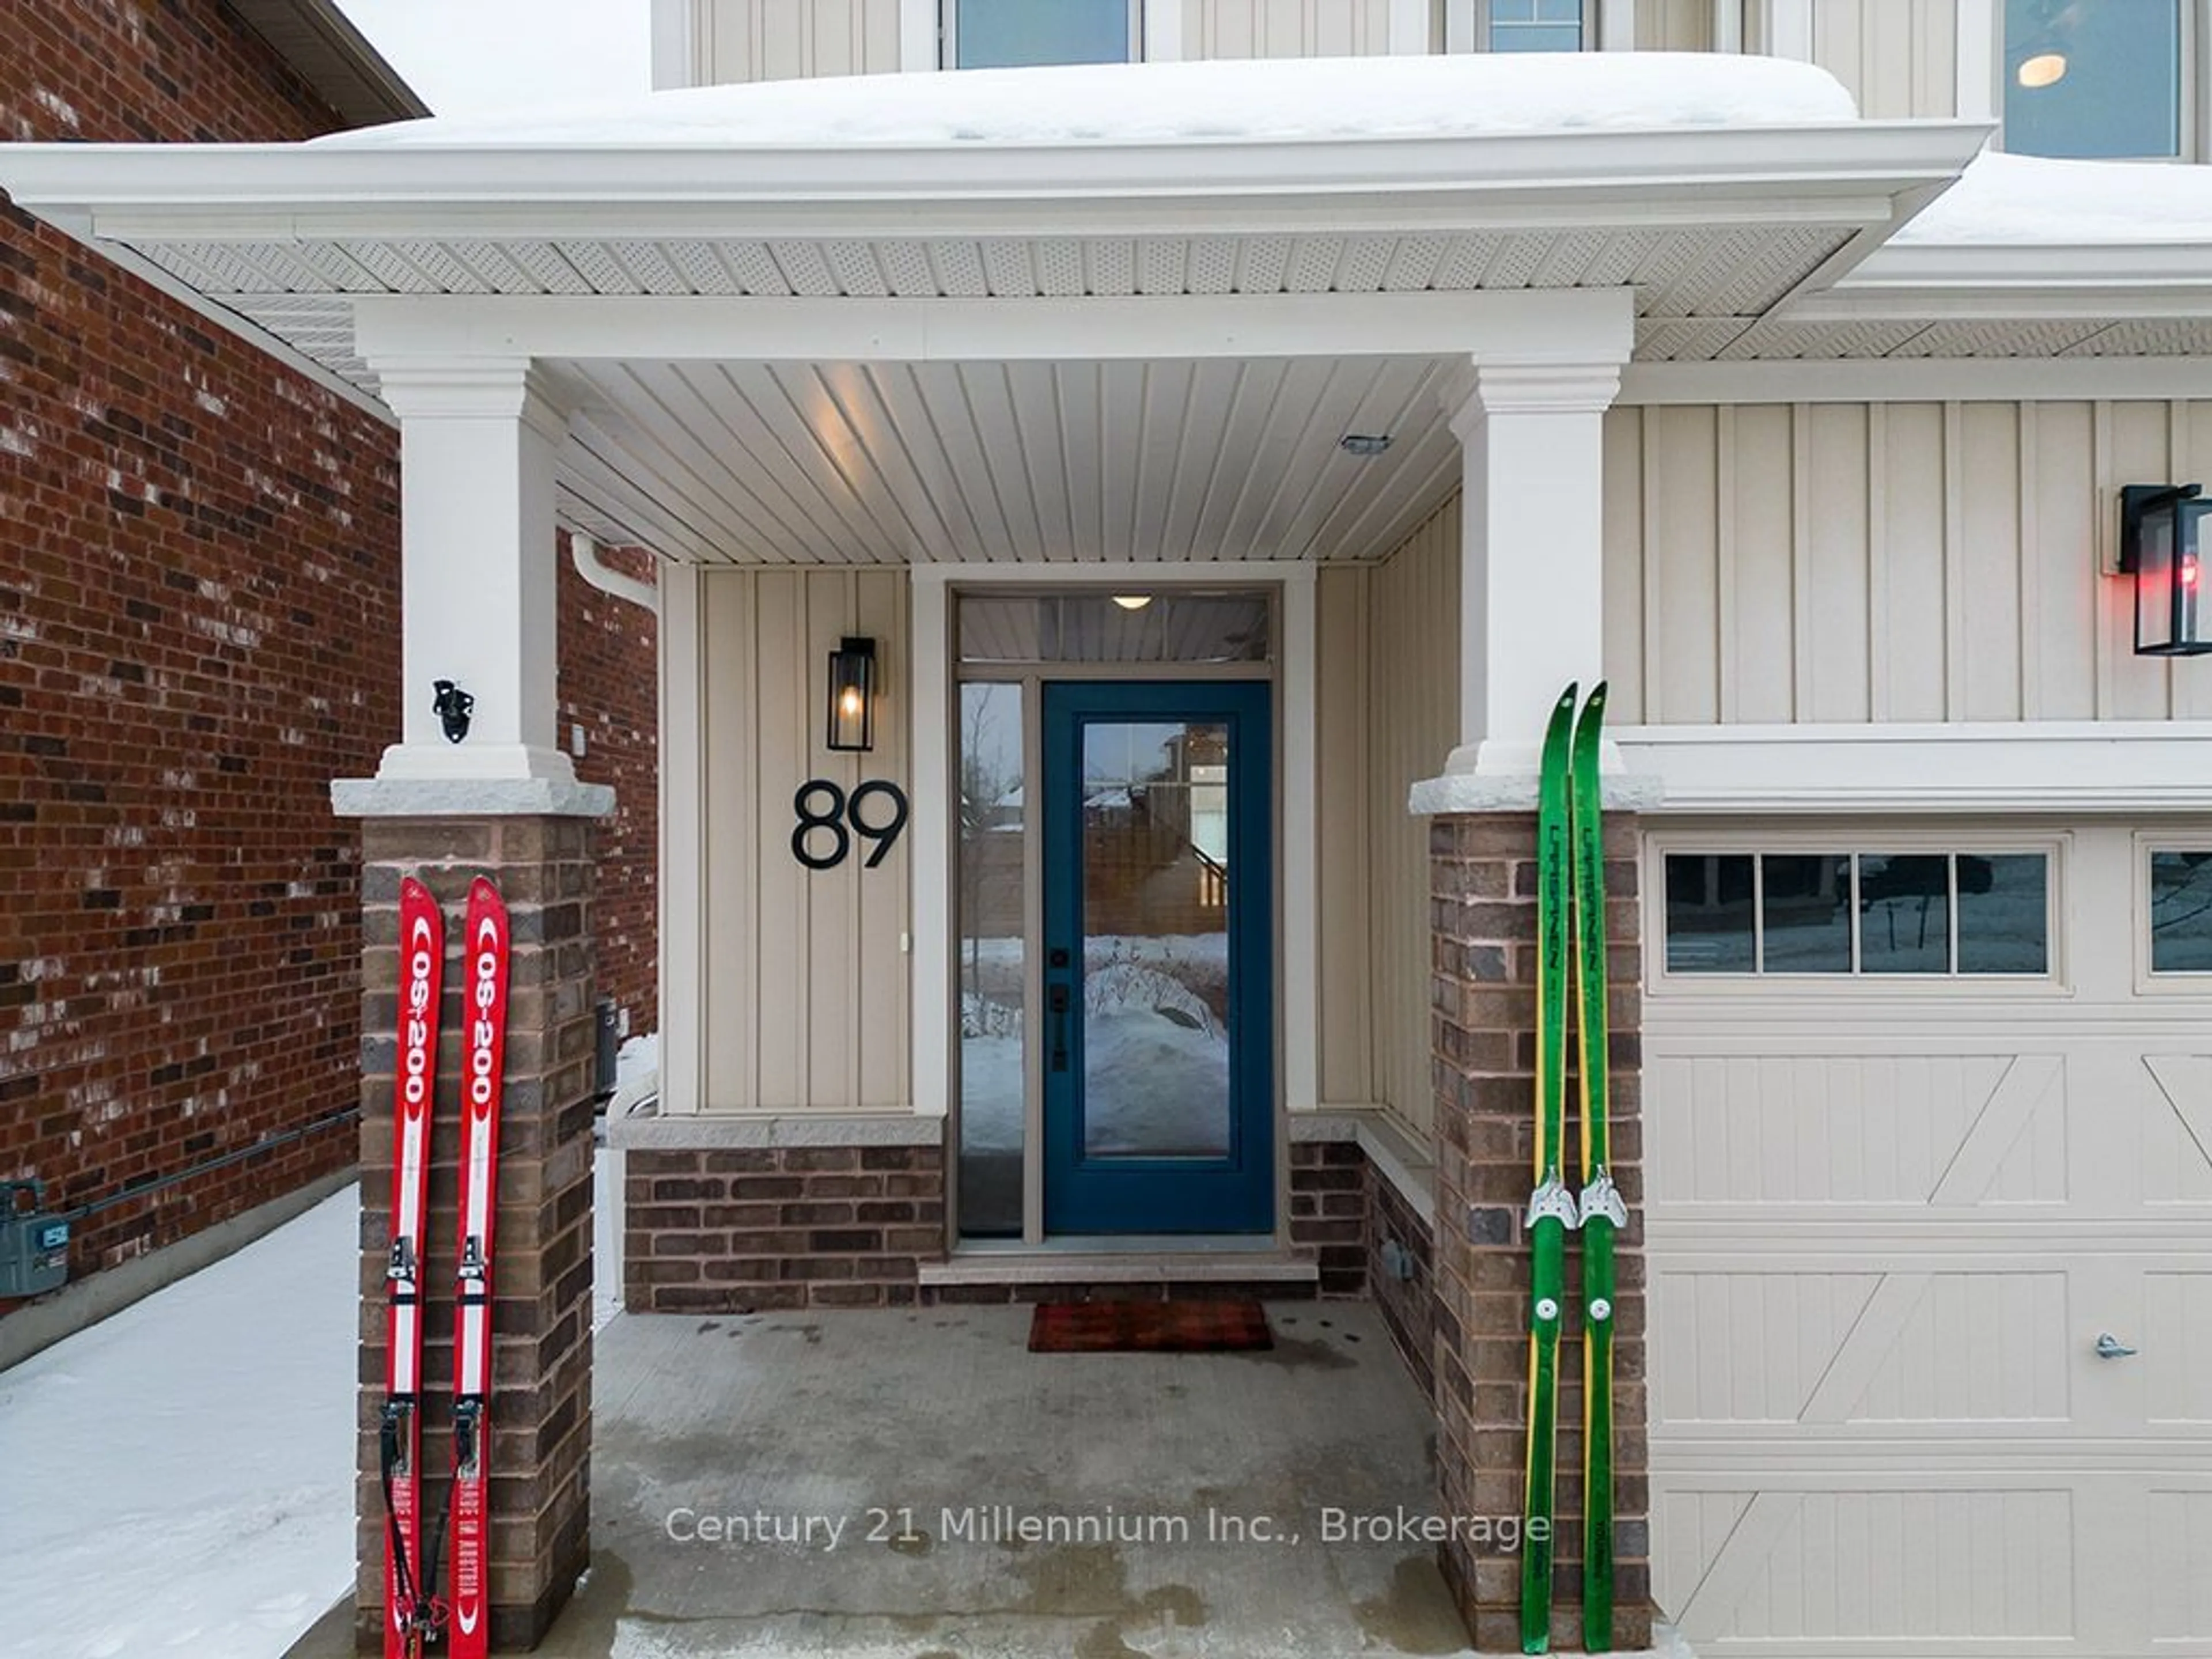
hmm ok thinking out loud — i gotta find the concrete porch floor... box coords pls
[331,1297,1486,1657]
[565,1297,1474,1657]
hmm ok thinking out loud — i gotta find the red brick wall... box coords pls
[0,1,401,1293]
[555,533,658,1034]
[5,1,347,146]
[1,2,662,1311]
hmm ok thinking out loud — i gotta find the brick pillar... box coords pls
[1430,811,1650,1652]
[354,816,597,1654]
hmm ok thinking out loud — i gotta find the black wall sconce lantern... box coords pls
[432,678,475,743]
[2120,485,2211,657]
[825,637,877,752]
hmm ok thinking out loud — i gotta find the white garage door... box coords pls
[1644,825,2212,1659]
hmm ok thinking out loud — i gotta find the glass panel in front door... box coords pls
[1079,719,1233,1160]
[1040,677,1272,1236]
[956,681,1026,1237]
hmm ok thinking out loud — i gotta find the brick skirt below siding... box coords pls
[1369,1171,1437,1402]
[626,1138,1409,1310]
[624,1145,947,1312]
[1289,1140,1369,1294]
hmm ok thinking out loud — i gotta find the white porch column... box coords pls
[1431,354,1627,790]
[1451,356,1628,778]
[348,358,584,802]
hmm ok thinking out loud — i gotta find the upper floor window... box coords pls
[2004,0,2185,158]
[948,0,1141,69]
[1486,0,1586,52]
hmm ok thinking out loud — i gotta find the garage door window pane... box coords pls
[1956,854,2050,974]
[1761,854,1851,973]
[1665,854,1755,973]
[1856,854,1952,974]
[2150,850,2212,972]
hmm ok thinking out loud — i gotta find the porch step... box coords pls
[918,1251,1320,1289]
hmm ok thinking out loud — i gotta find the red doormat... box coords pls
[1028,1298,1272,1354]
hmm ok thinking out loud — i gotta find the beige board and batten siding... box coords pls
[1740,0,1960,116]
[698,567,912,1112]
[1311,499,1460,1140]
[1364,497,1459,1141]
[1605,401,2212,728]
[1187,0,1400,58]
[1637,0,1715,52]
[1808,0,1958,117]
[695,0,900,82]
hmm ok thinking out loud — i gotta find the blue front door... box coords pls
[1039,681,1274,1235]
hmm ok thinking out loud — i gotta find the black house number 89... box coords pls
[791,779,910,871]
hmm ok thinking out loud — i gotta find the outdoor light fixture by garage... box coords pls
[2120,485,2212,657]
[825,636,878,751]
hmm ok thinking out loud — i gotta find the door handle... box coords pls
[1048,984,1070,1074]
[2093,1332,2138,1359]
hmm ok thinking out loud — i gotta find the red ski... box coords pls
[445,876,511,1659]
[379,878,444,1659]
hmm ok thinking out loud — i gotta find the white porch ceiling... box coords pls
[550,354,1462,566]
[18,109,2195,563]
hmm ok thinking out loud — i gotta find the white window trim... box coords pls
[935,0,1147,71]
[649,0,698,90]
[1146,0,1185,62]
[1643,827,2071,998]
[1388,0,1431,54]
[657,559,703,1115]
[1761,0,1814,61]
[1980,0,2205,162]
[1709,0,1742,55]
[2135,831,2212,991]
[900,0,935,72]
[1956,0,1998,120]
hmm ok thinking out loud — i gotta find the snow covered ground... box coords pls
[0,1193,358,1659]
[0,1116,636,1658]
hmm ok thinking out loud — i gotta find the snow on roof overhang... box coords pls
[1669,154,2212,363]
[6,53,2201,392]
[0,121,1988,396]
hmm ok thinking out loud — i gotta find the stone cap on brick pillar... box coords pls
[330,775,614,818]
[1408,770,1663,816]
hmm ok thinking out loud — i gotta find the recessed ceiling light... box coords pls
[1112,594,1153,611]
[2017,52,2067,89]
[1339,433,1392,457]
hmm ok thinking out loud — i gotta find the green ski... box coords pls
[1570,684,1624,1654]
[1520,684,1580,1656]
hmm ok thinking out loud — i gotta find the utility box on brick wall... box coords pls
[1,1183,71,1298]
